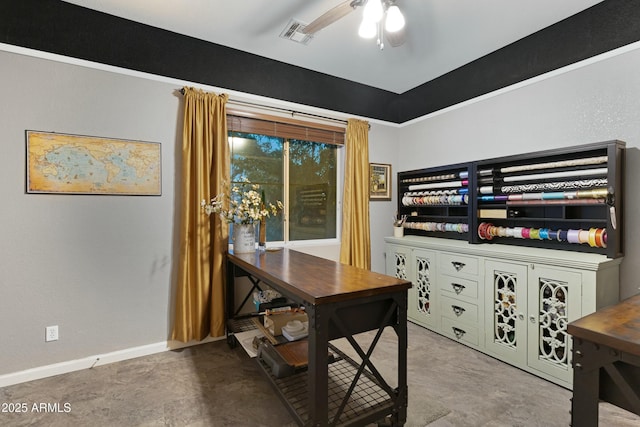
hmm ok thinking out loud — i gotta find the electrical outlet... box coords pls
[45,325,59,342]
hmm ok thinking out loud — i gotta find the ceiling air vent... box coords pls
[279,19,313,45]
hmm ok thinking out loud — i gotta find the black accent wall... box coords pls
[1,0,640,123]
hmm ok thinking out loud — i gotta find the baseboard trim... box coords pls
[0,336,222,388]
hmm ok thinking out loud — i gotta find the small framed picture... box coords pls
[369,163,392,201]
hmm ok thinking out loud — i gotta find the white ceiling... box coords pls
[63,0,603,94]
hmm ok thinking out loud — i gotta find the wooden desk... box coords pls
[226,249,412,426]
[568,294,640,426]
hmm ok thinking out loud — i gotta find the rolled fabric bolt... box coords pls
[564,191,578,199]
[408,180,464,191]
[542,192,565,200]
[502,167,608,183]
[479,186,493,194]
[499,156,608,174]
[522,192,543,200]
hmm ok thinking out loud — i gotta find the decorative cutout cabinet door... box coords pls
[484,260,528,366]
[410,249,439,330]
[485,260,582,386]
[385,244,439,330]
[527,266,581,385]
[385,244,411,283]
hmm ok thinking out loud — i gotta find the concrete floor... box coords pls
[1,321,638,426]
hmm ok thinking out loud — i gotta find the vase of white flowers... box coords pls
[232,223,256,253]
[201,181,283,253]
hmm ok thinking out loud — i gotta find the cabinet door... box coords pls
[385,244,411,282]
[409,249,438,329]
[484,260,528,366]
[527,266,581,384]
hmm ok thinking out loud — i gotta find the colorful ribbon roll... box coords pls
[477,223,608,248]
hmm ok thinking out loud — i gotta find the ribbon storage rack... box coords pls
[398,162,473,241]
[396,140,624,258]
[473,140,624,258]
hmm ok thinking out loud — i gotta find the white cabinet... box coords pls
[484,261,582,385]
[527,265,582,385]
[385,236,621,389]
[386,244,438,330]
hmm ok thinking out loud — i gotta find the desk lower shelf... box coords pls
[257,343,396,427]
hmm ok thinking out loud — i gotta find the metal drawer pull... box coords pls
[451,261,466,271]
[451,283,466,294]
[452,327,466,339]
[451,305,466,317]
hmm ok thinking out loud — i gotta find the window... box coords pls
[228,112,344,243]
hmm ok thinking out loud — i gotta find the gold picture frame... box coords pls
[369,163,392,201]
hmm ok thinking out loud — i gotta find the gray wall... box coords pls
[2,40,640,381]
[0,50,181,376]
[391,43,640,300]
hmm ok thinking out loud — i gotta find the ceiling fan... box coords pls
[301,0,406,49]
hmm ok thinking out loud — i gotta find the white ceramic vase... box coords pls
[233,223,256,253]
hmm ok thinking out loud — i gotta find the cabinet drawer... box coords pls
[440,253,479,276]
[440,295,479,323]
[439,274,478,299]
[441,317,479,346]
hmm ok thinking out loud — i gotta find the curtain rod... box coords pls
[178,88,348,126]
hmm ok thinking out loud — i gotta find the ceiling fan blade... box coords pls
[301,0,361,35]
[385,26,406,47]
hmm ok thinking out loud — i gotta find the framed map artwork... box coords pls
[26,131,161,195]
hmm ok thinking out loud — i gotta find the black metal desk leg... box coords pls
[395,293,409,426]
[225,260,236,347]
[307,304,329,426]
[571,339,600,427]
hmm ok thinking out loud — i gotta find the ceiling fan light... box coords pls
[363,0,383,23]
[385,5,405,33]
[358,19,377,39]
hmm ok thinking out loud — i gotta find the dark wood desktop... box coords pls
[568,294,640,426]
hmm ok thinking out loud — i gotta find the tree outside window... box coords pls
[229,132,338,243]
